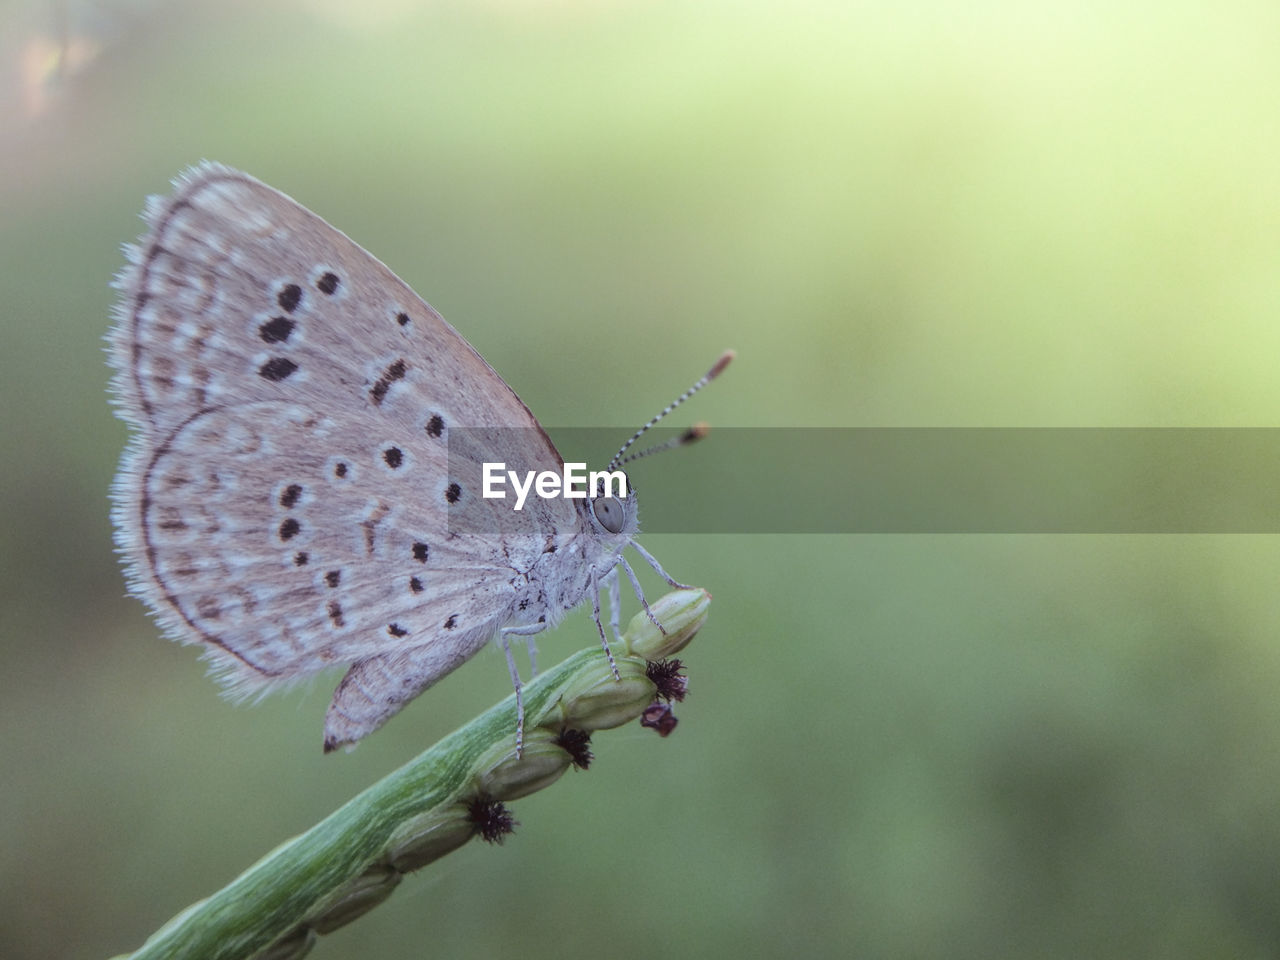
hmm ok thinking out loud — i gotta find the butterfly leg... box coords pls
[590,574,622,681]
[619,554,668,636]
[630,540,693,590]
[496,626,534,757]
[500,621,550,757]
[606,567,622,644]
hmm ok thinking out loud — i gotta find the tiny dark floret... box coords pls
[555,729,594,770]
[467,797,517,844]
[640,702,678,737]
[645,658,689,702]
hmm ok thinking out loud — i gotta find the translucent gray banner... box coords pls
[447,428,1280,533]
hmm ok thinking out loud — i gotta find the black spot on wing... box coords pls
[259,357,298,382]
[259,316,295,344]
[370,359,407,405]
[277,283,302,312]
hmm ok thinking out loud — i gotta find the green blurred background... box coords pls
[5,0,1280,957]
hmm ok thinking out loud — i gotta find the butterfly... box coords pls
[107,163,731,753]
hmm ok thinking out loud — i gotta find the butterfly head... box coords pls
[585,472,637,540]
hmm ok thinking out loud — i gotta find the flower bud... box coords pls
[255,926,317,960]
[385,805,475,873]
[623,589,710,660]
[309,864,401,934]
[558,658,657,731]
[471,729,573,801]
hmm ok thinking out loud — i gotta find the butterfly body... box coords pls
[109,164,674,751]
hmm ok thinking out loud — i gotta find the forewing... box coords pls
[109,164,575,691]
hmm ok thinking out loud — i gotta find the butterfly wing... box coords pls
[110,165,576,717]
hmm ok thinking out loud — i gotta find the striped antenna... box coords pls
[607,350,734,472]
[618,422,710,467]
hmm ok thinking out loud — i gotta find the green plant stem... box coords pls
[111,588,709,960]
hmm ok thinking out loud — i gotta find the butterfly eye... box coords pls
[591,496,625,534]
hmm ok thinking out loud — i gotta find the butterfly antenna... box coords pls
[618,422,709,467]
[607,350,735,472]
